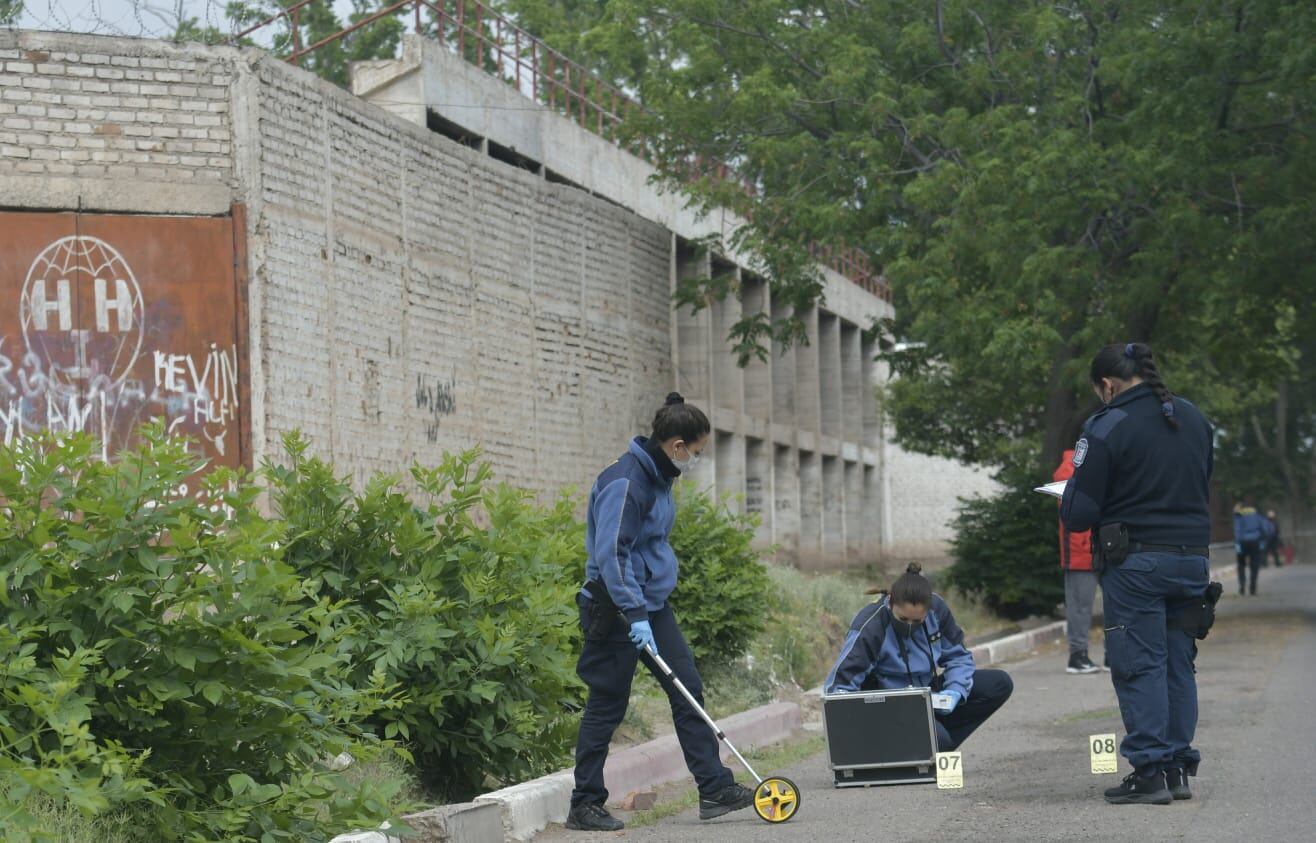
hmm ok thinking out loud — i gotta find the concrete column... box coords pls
[771,301,797,433]
[715,430,745,514]
[711,261,743,419]
[773,444,801,562]
[798,450,823,570]
[864,464,881,561]
[841,322,863,447]
[674,241,712,404]
[742,275,772,425]
[862,336,881,451]
[794,308,821,443]
[845,460,864,563]
[819,312,842,442]
[746,436,771,550]
[822,455,844,561]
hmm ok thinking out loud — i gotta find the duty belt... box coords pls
[1129,542,1208,557]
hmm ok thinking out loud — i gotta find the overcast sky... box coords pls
[16,0,361,48]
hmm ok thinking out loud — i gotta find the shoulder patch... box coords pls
[1088,407,1129,439]
[1072,438,1089,467]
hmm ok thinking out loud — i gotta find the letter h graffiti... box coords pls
[30,279,72,331]
[29,278,133,333]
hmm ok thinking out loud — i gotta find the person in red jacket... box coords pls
[1055,449,1104,674]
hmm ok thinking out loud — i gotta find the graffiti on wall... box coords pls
[0,213,246,470]
[416,370,457,444]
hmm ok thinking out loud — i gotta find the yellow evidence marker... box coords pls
[1090,734,1118,774]
[935,752,963,789]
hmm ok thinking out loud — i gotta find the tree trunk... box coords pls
[1041,346,1082,474]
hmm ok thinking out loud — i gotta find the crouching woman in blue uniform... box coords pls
[824,563,1013,752]
[566,393,754,833]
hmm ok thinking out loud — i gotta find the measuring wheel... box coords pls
[753,776,801,823]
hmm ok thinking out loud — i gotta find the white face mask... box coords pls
[671,442,701,473]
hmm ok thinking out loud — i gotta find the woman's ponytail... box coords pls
[1127,343,1179,431]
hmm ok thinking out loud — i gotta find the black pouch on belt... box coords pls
[1175,581,1224,640]
[1097,522,1129,570]
[581,579,622,641]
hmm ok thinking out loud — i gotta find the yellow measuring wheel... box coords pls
[753,776,801,823]
[630,627,807,825]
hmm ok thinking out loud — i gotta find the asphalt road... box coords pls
[537,563,1316,843]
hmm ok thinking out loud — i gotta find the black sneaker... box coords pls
[1067,651,1101,674]
[699,782,755,820]
[564,803,624,831]
[1104,772,1172,805]
[1165,767,1192,800]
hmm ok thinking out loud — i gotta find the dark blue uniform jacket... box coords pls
[823,594,975,700]
[580,437,681,623]
[1061,383,1213,547]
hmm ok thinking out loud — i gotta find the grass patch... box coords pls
[5,796,136,843]
[623,733,826,828]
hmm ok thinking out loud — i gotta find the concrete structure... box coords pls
[0,29,994,568]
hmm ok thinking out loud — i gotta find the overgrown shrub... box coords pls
[266,434,586,801]
[0,428,400,843]
[944,478,1065,620]
[666,486,770,664]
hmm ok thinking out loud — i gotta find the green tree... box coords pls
[500,2,1314,487]
[0,0,21,27]
[231,0,406,87]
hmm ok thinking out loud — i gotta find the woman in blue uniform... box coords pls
[566,393,754,832]
[824,563,1014,752]
[1061,342,1213,805]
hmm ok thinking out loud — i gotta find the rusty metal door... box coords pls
[0,209,248,471]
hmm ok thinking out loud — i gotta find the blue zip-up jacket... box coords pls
[823,594,975,700]
[581,437,680,623]
[1233,507,1264,545]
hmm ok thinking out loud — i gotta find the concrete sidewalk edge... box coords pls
[473,701,802,841]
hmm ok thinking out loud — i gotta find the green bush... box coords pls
[266,435,586,801]
[0,428,400,843]
[666,486,770,664]
[944,477,1065,620]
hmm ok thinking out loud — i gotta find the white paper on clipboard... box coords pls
[1033,480,1068,499]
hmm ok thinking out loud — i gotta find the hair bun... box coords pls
[905,562,923,576]
[665,392,685,406]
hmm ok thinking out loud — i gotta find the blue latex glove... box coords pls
[936,690,962,714]
[628,620,658,656]
[1234,543,1242,554]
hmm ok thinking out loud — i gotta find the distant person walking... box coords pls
[1233,501,1265,595]
[1054,449,1103,675]
[1263,509,1283,568]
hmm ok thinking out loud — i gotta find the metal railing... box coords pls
[233,0,888,299]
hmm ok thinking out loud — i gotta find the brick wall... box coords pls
[246,56,674,496]
[0,35,234,186]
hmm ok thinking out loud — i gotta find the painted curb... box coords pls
[331,801,504,843]
[473,700,801,842]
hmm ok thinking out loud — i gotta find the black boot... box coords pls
[1165,767,1192,801]
[1104,772,1171,805]
[565,803,625,831]
[699,782,755,820]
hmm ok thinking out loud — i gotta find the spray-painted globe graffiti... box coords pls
[19,236,145,394]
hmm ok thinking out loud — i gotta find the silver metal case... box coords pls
[822,688,938,787]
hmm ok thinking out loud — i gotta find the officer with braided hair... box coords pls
[1061,342,1214,806]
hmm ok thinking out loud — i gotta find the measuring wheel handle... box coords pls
[753,776,801,823]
